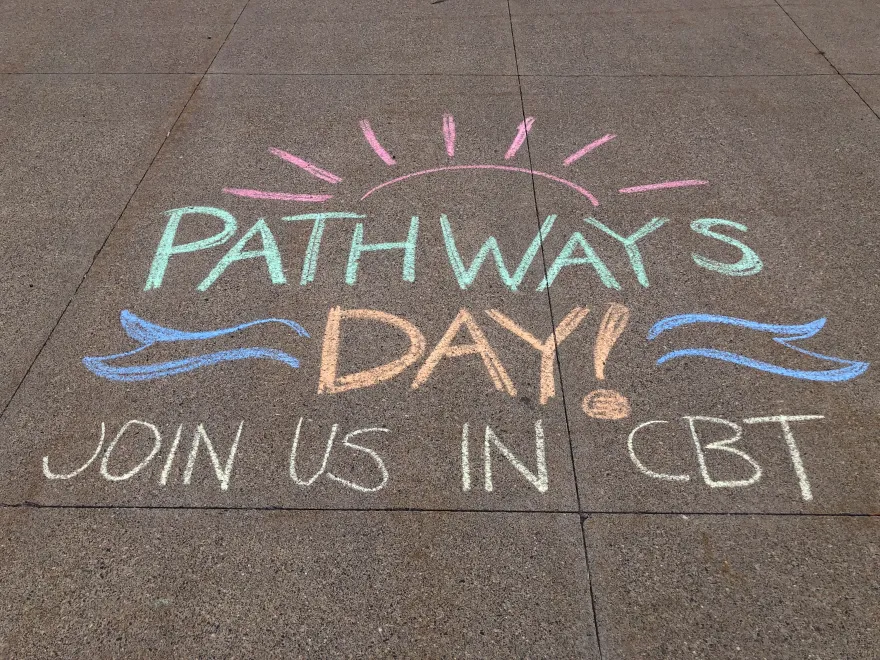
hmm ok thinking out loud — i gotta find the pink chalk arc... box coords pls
[359,164,599,206]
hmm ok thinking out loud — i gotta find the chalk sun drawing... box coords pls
[83,310,309,382]
[221,116,708,206]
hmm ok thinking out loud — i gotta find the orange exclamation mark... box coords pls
[582,303,631,420]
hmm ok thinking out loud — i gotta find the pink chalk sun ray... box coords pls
[269,148,342,184]
[619,180,708,194]
[359,119,396,166]
[443,114,456,158]
[504,117,534,160]
[563,134,616,166]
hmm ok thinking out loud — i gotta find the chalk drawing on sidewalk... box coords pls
[221,116,708,206]
[562,133,615,165]
[627,415,824,501]
[81,111,868,432]
[82,310,309,382]
[360,165,600,205]
[582,303,631,420]
[648,314,869,382]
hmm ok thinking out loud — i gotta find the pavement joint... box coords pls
[2,501,875,518]
[0,92,193,425]
[774,0,880,121]
[506,2,604,655]
[0,71,846,78]
[0,2,252,427]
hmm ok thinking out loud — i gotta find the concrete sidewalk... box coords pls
[1,0,878,657]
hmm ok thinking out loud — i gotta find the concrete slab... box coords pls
[519,74,880,513]
[0,74,198,410]
[0,508,597,657]
[584,514,880,658]
[780,0,880,74]
[846,75,880,116]
[0,0,877,653]
[210,0,516,75]
[0,0,246,73]
[0,74,579,512]
[510,3,832,76]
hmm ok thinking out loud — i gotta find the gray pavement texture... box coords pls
[0,0,877,657]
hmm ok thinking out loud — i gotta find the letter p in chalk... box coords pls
[145,206,238,290]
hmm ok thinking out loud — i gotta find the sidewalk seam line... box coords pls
[0,71,848,78]
[3,502,875,517]
[773,0,880,121]
[0,0,254,426]
[505,3,605,658]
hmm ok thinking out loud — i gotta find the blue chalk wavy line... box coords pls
[83,310,309,382]
[647,313,868,383]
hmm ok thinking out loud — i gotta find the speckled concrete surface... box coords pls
[0,0,877,656]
